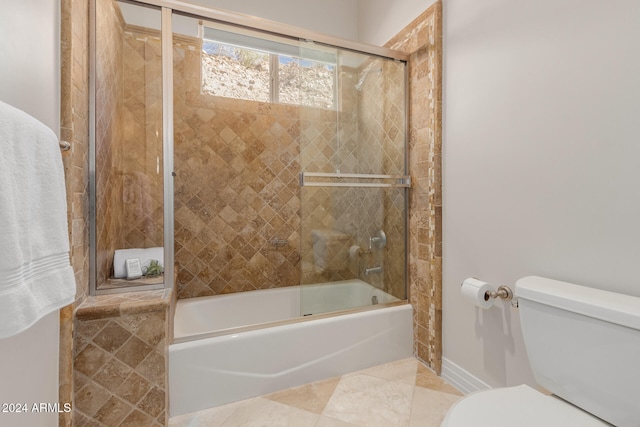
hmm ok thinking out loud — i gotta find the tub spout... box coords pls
[364,266,383,276]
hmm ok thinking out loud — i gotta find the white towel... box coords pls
[0,101,76,339]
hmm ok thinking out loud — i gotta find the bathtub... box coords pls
[169,279,413,416]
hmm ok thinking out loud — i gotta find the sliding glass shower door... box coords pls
[299,49,408,316]
[92,0,409,310]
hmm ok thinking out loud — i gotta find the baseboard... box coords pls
[441,357,491,395]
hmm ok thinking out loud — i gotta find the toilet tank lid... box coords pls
[515,276,640,331]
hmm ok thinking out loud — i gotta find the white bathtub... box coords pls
[169,279,413,416]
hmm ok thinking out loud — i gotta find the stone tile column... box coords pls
[73,290,172,426]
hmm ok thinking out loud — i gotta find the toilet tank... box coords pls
[515,276,640,427]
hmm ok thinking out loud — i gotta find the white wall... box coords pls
[0,312,60,427]
[0,0,60,134]
[0,1,61,426]
[357,0,438,46]
[443,0,640,388]
[180,0,439,48]
[183,0,359,41]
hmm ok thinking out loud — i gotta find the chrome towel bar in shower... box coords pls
[299,172,411,188]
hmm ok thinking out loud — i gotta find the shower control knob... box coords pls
[369,229,387,250]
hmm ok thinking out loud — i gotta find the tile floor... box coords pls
[169,357,462,427]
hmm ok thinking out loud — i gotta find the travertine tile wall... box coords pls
[356,59,405,177]
[58,0,440,424]
[60,0,90,424]
[299,58,407,299]
[121,26,164,250]
[299,186,406,300]
[386,2,443,372]
[173,36,303,298]
[60,0,90,304]
[95,0,126,285]
[86,7,409,300]
[95,18,165,286]
[174,38,408,300]
[358,59,407,299]
[61,1,171,425]
[73,291,170,426]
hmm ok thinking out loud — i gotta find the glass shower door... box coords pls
[299,48,408,316]
[93,0,165,293]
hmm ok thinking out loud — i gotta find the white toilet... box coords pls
[442,276,640,427]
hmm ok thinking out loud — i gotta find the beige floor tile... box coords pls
[314,415,361,427]
[349,357,418,386]
[323,374,414,427]
[264,376,341,414]
[169,357,464,427]
[168,400,242,427]
[415,364,462,396]
[408,387,461,427]
[220,397,318,427]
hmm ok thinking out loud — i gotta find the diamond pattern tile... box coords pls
[74,308,167,427]
[94,0,126,286]
[94,6,412,310]
[174,40,305,298]
[173,37,407,299]
[95,9,164,288]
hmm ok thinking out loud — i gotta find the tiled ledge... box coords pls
[73,287,175,426]
[75,288,174,320]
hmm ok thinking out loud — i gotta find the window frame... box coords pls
[200,22,338,110]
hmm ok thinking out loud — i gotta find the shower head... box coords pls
[354,73,367,91]
[355,65,382,91]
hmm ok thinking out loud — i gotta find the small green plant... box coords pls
[143,259,163,277]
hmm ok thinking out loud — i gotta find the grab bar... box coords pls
[299,172,411,188]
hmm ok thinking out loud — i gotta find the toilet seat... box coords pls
[441,385,610,427]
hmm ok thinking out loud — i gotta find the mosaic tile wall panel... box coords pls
[387,1,443,372]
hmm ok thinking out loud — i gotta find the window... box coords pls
[202,41,271,103]
[278,55,335,108]
[201,25,336,109]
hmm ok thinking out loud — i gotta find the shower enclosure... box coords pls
[90,0,409,317]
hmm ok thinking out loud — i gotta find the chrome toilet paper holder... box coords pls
[484,285,513,302]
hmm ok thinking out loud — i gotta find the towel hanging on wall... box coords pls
[0,100,76,339]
